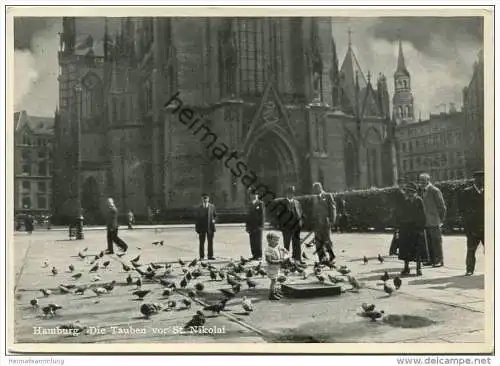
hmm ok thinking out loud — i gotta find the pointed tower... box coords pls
[392,37,415,125]
[329,36,340,107]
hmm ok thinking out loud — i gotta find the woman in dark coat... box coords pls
[397,182,427,276]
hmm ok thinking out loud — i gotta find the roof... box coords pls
[15,110,54,135]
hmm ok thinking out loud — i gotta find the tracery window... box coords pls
[81,73,103,130]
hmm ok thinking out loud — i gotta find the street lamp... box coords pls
[74,84,84,239]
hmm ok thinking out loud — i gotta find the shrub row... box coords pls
[266,179,473,232]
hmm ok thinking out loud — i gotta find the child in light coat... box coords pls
[265,232,290,300]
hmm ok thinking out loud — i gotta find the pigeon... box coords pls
[246,278,257,289]
[92,287,108,296]
[102,260,111,269]
[121,263,131,272]
[258,269,267,277]
[89,264,99,273]
[146,266,153,273]
[82,247,88,252]
[195,282,204,292]
[150,263,163,270]
[140,303,162,318]
[367,310,384,321]
[240,256,249,265]
[99,250,105,258]
[347,275,361,291]
[363,256,368,265]
[162,288,172,297]
[180,277,188,288]
[393,276,402,290]
[51,267,58,276]
[126,274,133,285]
[135,278,142,288]
[59,285,71,294]
[361,303,376,313]
[227,276,239,287]
[241,296,253,314]
[316,275,325,283]
[152,241,161,246]
[116,252,126,258]
[131,261,142,268]
[167,300,177,309]
[384,282,394,296]
[377,254,384,264]
[182,298,192,308]
[218,270,226,280]
[185,272,193,281]
[178,259,186,266]
[305,240,315,248]
[381,271,390,282]
[187,289,196,299]
[232,283,242,293]
[132,290,151,300]
[337,266,351,275]
[30,298,39,308]
[144,271,156,280]
[103,280,117,292]
[160,278,175,287]
[302,252,308,260]
[42,260,49,268]
[200,261,208,268]
[184,311,206,330]
[72,273,82,280]
[131,255,141,263]
[188,259,198,268]
[277,275,287,284]
[203,298,228,314]
[74,286,87,295]
[209,271,218,281]
[69,264,75,272]
[40,289,51,297]
[219,288,236,298]
[78,251,86,259]
[60,284,76,289]
[42,304,62,317]
[246,269,253,278]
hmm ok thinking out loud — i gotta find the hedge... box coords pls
[266,179,473,232]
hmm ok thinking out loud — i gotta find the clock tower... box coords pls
[392,37,415,125]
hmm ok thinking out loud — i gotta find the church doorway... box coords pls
[82,177,102,224]
[246,130,298,199]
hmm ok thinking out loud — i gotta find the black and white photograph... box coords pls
[6,6,494,355]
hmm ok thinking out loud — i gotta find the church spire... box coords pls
[395,35,409,77]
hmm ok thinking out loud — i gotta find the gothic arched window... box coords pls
[403,80,408,89]
[81,72,103,130]
[344,136,357,189]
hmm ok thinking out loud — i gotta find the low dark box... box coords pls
[281,282,342,298]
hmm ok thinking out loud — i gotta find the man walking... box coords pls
[458,171,484,276]
[312,182,337,263]
[246,190,265,261]
[195,193,217,260]
[418,173,446,267]
[280,185,304,264]
[105,198,128,254]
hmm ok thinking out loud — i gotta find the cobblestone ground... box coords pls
[11,226,488,347]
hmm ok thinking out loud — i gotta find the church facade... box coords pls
[53,17,397,222]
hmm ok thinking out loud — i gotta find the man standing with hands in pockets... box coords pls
[246,189,265,261]
[195,193,217,260]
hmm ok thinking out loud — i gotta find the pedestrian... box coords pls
[265,232,289,300]
[127,210,135,229]
[389,179,407,256]
[245,190,265,261]
[336,197,348,233]
[418,173,447,267]
[397,182,427,276]
[311,182,336,264]
[458,171,484,276]
[280,185,304,264]
[105,198,128,254]
[24,214,34,234]
[195,193,217,260]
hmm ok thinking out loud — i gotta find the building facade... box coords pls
[396,111,467,182]
[462,49,484,176]
[54,17,397,221]
[14,110,54,216]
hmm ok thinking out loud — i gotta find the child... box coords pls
[265,232,289,300]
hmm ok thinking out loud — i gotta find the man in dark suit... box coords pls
[280,185,304,264]
[195,193,217,260]
[105,198,128,254]
[458,171,484,276]
[312,182,337,263]
[246,190,265,260]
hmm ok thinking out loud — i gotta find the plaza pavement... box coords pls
[11,225,488,346]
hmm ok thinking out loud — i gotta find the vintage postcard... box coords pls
[6,6,494,354]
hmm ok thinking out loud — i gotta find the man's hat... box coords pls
[266,232,280,242]
[473,171,484,177]
[201,193,209,198]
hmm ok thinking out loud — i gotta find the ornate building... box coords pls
[53,17,396,221]
[462,49,484,176]
[14,111,54,216]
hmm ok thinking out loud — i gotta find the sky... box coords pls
[14,16,483,119]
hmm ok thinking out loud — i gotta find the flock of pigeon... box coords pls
[28,239,404,337]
